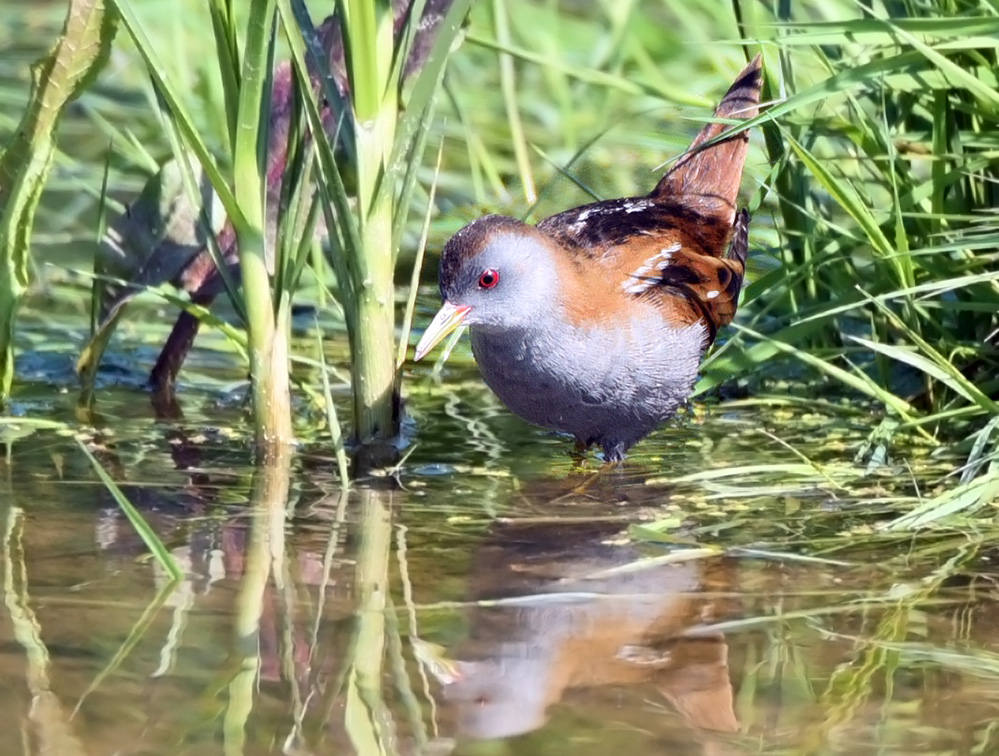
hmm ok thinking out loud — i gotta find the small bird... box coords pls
[415,56,763,461]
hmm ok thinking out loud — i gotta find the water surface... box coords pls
[2,320,993,756]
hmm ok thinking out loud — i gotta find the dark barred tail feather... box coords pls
[652,55,763,235]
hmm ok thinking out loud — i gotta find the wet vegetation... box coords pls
[1,0,999,754]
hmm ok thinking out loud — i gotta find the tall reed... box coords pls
[702,0,999,446]
[100,0,470,459]
[0,0,116,404]
[283,0,472,448]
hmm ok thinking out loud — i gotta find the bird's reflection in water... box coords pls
[433,519,741,746]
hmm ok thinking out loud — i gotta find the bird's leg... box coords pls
[149,290,217,397]
[569,439,591,469]
[553,455,622,503]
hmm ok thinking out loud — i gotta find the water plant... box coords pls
[0,0,116,403]
[91,0,470,458]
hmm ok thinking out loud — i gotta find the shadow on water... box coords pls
[2,370,999,756]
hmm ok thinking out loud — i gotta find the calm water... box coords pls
[1,301,996,756]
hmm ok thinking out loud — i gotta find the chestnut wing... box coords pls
[537,200,747,344]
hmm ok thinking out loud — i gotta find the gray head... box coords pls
[415,215,559,359]
[440,215,561,327]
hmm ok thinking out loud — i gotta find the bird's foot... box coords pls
[551,458,622,503]
[568,440,592,470]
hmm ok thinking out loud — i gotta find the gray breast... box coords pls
[470,307,706,449]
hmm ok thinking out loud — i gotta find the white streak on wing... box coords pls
[562,198,654,236]
[622,199,653,213]
[566,205,598,234]
[621,242,682,294]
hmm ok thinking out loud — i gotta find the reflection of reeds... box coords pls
[226,448,292,753]
[1,0,996,512]
[345,488,394,754]
[4,506,88,756]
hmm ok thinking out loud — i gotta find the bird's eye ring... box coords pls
[478,269,500,289]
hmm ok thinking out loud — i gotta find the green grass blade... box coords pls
[75,437,183,580]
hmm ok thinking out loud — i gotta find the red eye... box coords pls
[478,269,500,289]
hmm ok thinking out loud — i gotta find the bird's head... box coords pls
[414,215,560,361]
